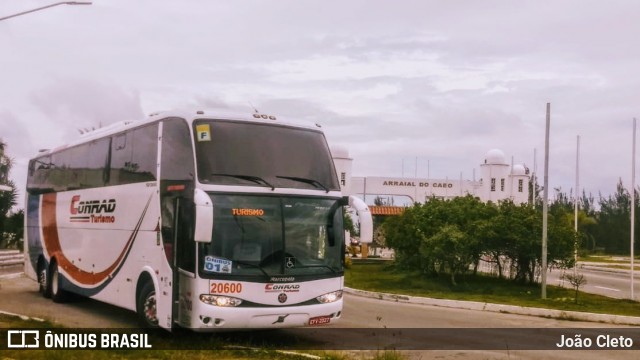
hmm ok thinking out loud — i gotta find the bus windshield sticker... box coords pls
[232,208,265,216]
[204,256,232,274]
[196,124,211,142]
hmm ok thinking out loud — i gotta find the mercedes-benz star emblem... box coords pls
[278,293,287,303]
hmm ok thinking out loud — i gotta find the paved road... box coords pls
[2,273,639,359]
[547,265,640,300]
[0,271,139,328]
[476,259,640,301]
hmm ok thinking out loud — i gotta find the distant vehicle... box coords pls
[24,110,372,331]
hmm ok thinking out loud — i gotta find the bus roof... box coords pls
[34,109,324,157]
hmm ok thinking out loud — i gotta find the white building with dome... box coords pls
[332,147,530,206]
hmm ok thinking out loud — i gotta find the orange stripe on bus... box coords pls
[42,193,140,286]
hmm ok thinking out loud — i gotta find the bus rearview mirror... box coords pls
[194,189,213,243]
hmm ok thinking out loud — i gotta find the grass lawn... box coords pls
[345,262,640,318]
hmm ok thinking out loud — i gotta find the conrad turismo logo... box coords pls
[265,283,300,293]
[70,195,117,223]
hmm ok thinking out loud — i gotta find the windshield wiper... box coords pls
[232,259,272,277]
[294,263,338,273]
[276,175,329,193]
[211,173,275,190]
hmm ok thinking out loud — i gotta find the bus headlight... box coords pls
[199,294,243,307]
[316,290,343,303]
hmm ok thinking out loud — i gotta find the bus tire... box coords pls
[50,261,68,303]
[137,281,159,328]
[38,260,51,298]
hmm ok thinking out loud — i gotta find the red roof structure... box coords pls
[368,206,406,216]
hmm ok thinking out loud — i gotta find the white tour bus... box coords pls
[24,110,372,331]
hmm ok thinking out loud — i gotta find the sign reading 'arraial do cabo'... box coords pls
[381,180,454,188]
[331,147,531,205]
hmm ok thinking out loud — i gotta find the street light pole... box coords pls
[574,135,580,277]
[0,1,91,22]
[541,103,551,299]
[631,118,636,301]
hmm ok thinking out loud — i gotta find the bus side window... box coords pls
[108,123,158,186]
[130,124,158,182]
[161,119,193,182]
[49,152,69,192]
[27,155,54,194]
[85,138,111,187]
[110,133,131,186]
[65,146,84,190]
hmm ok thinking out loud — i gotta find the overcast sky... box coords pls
[1,0,639,209]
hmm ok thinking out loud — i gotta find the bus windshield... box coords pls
[199,194,344,278]
[193,120,340,191]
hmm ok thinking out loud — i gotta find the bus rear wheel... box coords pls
[137,282,159,328]
[38,261,51,298]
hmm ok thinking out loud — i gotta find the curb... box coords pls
[0,259,24,268]
[344,287,640,326]
[0,272,23,280]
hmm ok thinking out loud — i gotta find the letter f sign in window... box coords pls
[196,124,211,142]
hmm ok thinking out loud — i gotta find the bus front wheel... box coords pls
[50,262,68,303]
[137,282,159,327]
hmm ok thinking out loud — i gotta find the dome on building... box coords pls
[331,145,351,159]
[512,164,527,176]
[484,149,507,165]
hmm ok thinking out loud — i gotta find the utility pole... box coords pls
[541,103,551,299]
[574,135,580,277]
[532,148,537,207]
[632,118,636,301]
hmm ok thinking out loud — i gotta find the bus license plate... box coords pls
[309,315,331,325]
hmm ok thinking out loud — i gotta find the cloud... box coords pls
[28,78,145,142]
[0,111,33,159]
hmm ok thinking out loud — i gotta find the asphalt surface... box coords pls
[547,263,640,300]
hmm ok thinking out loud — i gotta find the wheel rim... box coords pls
[39,268,47,291]
[51,268,59,295]
[143,291,158,325]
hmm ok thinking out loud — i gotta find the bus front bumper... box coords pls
[187,299,343,331]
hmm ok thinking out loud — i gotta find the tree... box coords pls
[529,173,543,206]
[3,210,24,249]
[421,224,476,285]
[385,195,488,283]
[343,209,356,235]
[562,272,587,304]
[548,199,580,270]
[383,193,576,286]
[373,195,394,206]
[596,179,631,253]
[496,201,541,284]
[0,139,18,249]
[384,202,431,271]
[490,200,527,280]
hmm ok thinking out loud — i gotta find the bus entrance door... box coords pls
[160,193,197,329]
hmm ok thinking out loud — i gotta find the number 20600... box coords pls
[210,282,243,294]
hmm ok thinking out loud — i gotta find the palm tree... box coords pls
[0,139,18,248]
[0,139,8,183]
